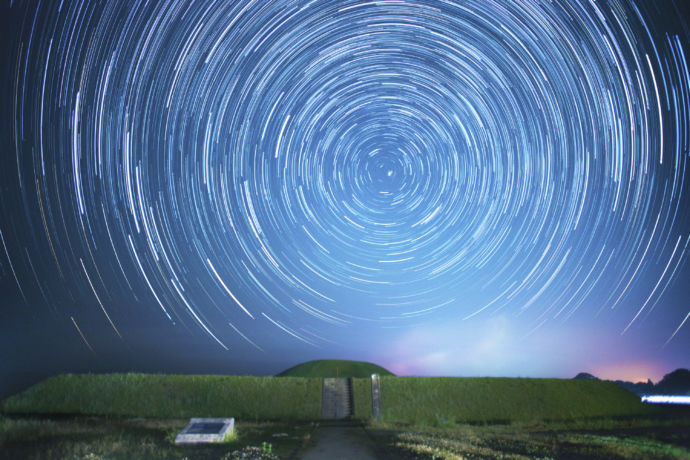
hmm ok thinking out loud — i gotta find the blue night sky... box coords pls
[1,0,689,397]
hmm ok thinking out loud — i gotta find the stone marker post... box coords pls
[371,373,381,421]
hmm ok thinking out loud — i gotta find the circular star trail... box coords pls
[2,0,690,351]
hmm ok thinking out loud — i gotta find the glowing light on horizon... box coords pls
[641,395,690,405]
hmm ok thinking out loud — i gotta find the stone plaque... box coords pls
[174,417,235,445]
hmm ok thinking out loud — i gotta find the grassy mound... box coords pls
[275,359,394,378]
[1,372,658,425]
[0,373,320,420]
[378,377,655,425]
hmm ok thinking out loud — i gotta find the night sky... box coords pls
[2,0,689,398]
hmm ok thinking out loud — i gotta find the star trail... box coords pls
[1,0,689,386]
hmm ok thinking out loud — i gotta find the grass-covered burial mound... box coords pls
[275,359,394,378]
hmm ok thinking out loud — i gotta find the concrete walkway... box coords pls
[299,422,383,459]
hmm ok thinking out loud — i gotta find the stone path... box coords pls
[321,378,353,419]
[299,422,383,459]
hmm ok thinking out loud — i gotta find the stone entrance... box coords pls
[321,378,353,419]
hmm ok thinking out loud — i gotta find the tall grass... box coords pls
[380,425,690,460]
[352,378,373,419]
[1,373,320,420]
[0,416,315,459]
[2,373,660,425]
[379,377,654,425]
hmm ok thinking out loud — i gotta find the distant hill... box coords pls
[574,368,689,396]
[276,359,395,378]
[573,372,599,380]
[655,369,690,395]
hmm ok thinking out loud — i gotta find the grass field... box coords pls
[369,416,690,459]
[2,412,688,459]
[0,373,321,420]
[2,370,688,459]
[275,359,394,378]
[0,415,314,459]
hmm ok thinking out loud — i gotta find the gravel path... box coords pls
[299,422,383,459]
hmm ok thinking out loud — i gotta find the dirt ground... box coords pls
[299,421,387,459]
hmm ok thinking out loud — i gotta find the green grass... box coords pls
[0,415,314,460]
[352,378,373,420]
[370,409,690,459]
[2,371,688,459]
[1,372,662,425]
[0,373,321,420]
[3,413,687,460]
[379,377,656,425]
[275,359,394,378]
[373,422,690,460]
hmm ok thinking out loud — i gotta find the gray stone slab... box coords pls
[371,373,381,421]
[322,378,353,419]
[174,417,235,445]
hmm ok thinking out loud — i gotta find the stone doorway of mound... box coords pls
[321,377,353,419]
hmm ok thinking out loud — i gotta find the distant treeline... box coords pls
[574,369,690,396]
